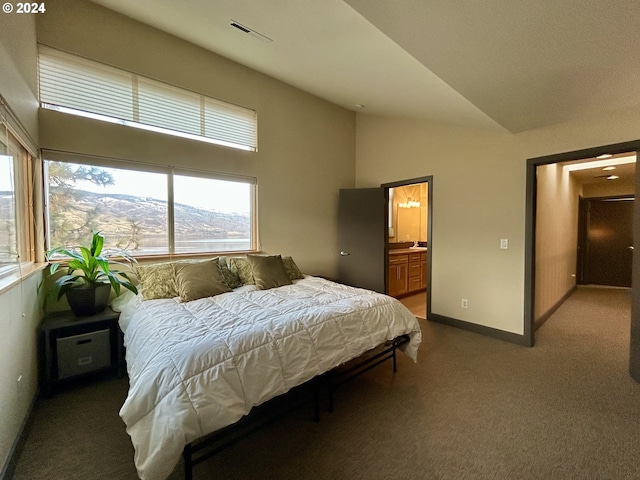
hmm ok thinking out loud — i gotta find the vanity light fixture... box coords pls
[398,200,421,208]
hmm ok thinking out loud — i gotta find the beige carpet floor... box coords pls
[11,285,640,479]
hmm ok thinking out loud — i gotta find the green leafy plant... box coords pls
[42,231,138,309]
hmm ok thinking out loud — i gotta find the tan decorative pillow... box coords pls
[230,257,255,285]
[135,262,179,300]
[282,256,304,280]
[174,258,232,302]
[247,254,292,290]
[218,256,242,289]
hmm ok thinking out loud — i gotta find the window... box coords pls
[45,154,256,257]
[0,114,36,277]
[173,174,253,253]
[0,143,17,273]
[38,46,258,152]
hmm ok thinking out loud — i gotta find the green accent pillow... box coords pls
[174,258,232,302]
[218,256,242,289]
[282,256,304,280]
[135,262,179,300]
[247,254,292,290]
[230,257,255,285]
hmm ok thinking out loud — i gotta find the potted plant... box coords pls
[43,231,138,316]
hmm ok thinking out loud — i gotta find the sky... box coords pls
[0,155,13,191]
[55,163,251,214]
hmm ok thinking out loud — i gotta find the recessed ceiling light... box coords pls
[563,154,636,172]
[596,154,613,159]
[607,175,619,180]
[602,166,616,171]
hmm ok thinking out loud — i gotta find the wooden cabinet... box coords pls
[388,254,409,297]
[408,253,422,292]
[388,249,427,298]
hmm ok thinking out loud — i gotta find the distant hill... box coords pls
[47,187,250,251]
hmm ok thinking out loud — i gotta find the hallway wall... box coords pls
[535,163,581,322]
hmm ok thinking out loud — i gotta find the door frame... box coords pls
[525,139,640,349]
[382,176,433,317]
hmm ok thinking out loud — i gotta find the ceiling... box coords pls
[89,0,640,133]
[561,153,636,189]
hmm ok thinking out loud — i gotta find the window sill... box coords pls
[0,262,48,295]
[132,250,262,263]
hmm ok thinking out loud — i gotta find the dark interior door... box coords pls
[337,188,386,292]
[581,197,633,287]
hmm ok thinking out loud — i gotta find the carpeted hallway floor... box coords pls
[11,286,640,479]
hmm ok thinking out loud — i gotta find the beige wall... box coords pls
[356,115,523,333]
[37,0,356,278]
[535,164,581,321]
[0,12,38,139]
[0,273,42,473]
[355,105,640,335]
[0,13,42,475]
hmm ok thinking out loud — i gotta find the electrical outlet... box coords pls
[461,298,469,309]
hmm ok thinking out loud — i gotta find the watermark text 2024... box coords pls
[2,3,46,14]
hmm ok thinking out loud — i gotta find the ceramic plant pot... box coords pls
[65,283,111,316]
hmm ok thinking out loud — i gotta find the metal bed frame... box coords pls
[181,334,410,480]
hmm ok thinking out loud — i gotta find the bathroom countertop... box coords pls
[388,247,428,255]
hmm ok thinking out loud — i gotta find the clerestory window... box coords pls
[38,46,258,152]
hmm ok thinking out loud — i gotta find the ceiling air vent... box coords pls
[229,20,273,42]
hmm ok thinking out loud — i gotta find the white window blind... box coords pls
[38,46,257,152]
[138,77,201,137]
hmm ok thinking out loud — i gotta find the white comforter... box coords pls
[119,276,421,480]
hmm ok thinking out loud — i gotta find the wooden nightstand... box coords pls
[38,307,124,398]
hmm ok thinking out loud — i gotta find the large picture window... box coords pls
[45,155,256,256]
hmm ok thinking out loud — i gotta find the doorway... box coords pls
[382,176,433,319]
[525,140,640,371]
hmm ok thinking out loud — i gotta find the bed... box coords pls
[117,256,422,480]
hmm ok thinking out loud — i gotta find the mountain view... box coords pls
[48,187,251,254]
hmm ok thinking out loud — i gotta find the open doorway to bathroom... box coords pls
[383,176,433,319]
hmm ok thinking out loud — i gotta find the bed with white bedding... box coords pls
[119,275,421,480]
